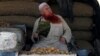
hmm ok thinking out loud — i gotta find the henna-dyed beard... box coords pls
[42,14,61,23]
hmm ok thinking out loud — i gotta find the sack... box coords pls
[0,20,10,27]
[0,32,17,51]
[0,1,40,17]
[73,2,95,16]
[0,28,24,52]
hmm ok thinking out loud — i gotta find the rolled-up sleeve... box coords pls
[32,18,40,33]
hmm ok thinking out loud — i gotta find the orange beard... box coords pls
[42,14,61,23]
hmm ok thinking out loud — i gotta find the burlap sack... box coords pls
[76,40,94,52]
[0,16,37,27]
[0,20,10,27]
[0,1,40,17]
[66,17,93,30]
[73,2,95,16]
[72,31,92,41]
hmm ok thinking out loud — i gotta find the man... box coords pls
[32,2,72,52]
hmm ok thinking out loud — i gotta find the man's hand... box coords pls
[59,37,66,44]
[32,33,39,42]
[32,33,39,38]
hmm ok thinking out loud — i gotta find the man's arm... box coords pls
[31,18,41,42]
[32,18,40,33]
[57,15,72,43]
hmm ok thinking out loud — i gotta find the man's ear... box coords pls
[40,11,44,15]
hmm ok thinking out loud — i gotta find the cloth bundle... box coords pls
[0,32,17,51]
[0,28,24,52]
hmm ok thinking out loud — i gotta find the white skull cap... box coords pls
[39,2,50,11]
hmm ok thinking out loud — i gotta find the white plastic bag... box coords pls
[0,32,17,51]
[0,28,24,52]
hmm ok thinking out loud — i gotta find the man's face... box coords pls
[40,5,53,16]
